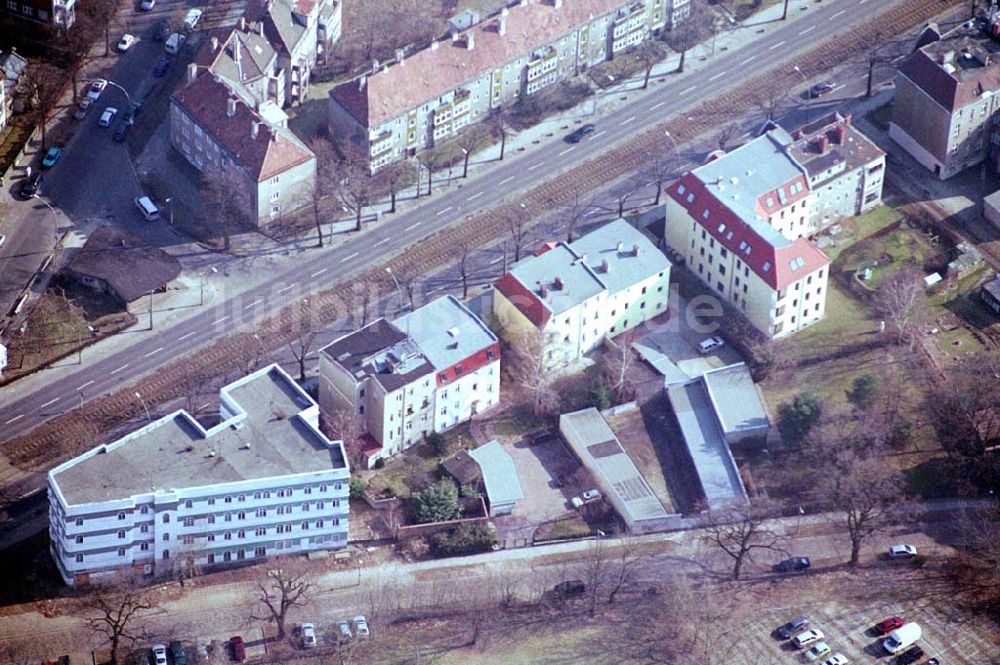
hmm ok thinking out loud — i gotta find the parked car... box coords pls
[775,556,811,572]
[552,580,586,596]
[301,622,316,649]
[354,615,369,639]
[165,33,186,54]
[19,173,42,199]
[803,642,832,662]
[151,645,167,665]
[153,57,170,77]
[527,429,560,446]
[73,98,94,119]
[168,641,186,665]
[808,81,835,98]
[99,107,118,128]
[117,33,136,52]
[87,79,108,101]
[571,489,601,508]
[113,120,131,143]
[337,620,353,643]
[183,8,203,29]
[229,636,245,662]
[41,147,61,169]
[889,544,917,559]
[883,622,922,655]
[0,234,6,248]
[896,646,925,665]
[821,655,848,665]
[565,123,596,143]
[140,0,155,9]
[777,616,810,639]
[792,629,825,649]
[874,616,905,636]
[698,335,725,354]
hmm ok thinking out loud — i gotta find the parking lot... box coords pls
[500,437,582,527]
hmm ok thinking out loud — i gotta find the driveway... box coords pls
[495,438,581,542]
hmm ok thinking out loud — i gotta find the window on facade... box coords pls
[118,512,126,520]
[302,502,310,512]
[208,553,215,564]
[76,535,83,544]
[183,517,194,527]
[304,487,312,495]
[238,494,246,502]
[208,498,215,505]
[255,546,266,557]
[163,533,170,541]
[224,532,232,541]
[162,514,170,524]
[140,542,149,551]
[76,518,83,526]
[141,524,149,533]
[224,496,232,503]
[302,521,310,530]
[76,554,84,563]
[140,505,149,514]
[316,520,325,528]
[256,508,267,517]
[256,526,266,536]
[208,534,216,542]
[238,530,246,539]
[183,535,194,545]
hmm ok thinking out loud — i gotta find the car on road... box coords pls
[114,120,131,143]
[792,629,825,649]
[875,616,905,635]
[571,489,601,508]
[777,616,810,639]
[117,34,136,52]
[153,57,170,77]
[87,79,108,101]
[99,107,118,128]
[889,544,917,559]
[0,234,6,249]
[821,655,848,665]
[183,8,203,29]
[140,0,155,9]
[73,98,94,119]
[168,641,186,665]
[354,615,370,639]
[337,619,353,642]
[19,173,42,199]
[895,646,924,665]
[151,644,167,665]
[553,580,586,596]
[300,622,316,648]
[698,335,725,354]
[565,123,596,143]
[803,641,831,662]
[775,556,811,572]
[229,636,245,662]
[808,81,835,98]
[41,147,61,169]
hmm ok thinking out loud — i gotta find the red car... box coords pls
[875,616,905,635]
[229,636,245,662]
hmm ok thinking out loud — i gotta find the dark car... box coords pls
[19,173,42,199]
[896,646,924,665]
[874,616,905,636]
[113,120,131,143]
[126,100,143,121]
[169,641,186,665]
[552,580,586,596]
[775,556,811,572]
[565,123,596,143]
[776,616,810,639]
[808,81,835,98]
[229,636,245,662]
[153,57,170,77]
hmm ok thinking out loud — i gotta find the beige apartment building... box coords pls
[493,218,671,367]
[328,0,690,171]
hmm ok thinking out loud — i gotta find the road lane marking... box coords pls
[310,268,328,277]
[590,131,605,139]
[499,176,514,185]
[375,238,390,246]
[619,116,636,126]
[243,299,262,310]
[435,206,454,216]
[558,146,576,156]
[859,0,869,3]
[111,363,129,375]
[213,315,230,325]
[278,284,296,294]
[799,25,815,35]
[178,331,197,341]
[405,222,421,230]
[40,397,59,408]
[832,9,846,18]
[528,162,542,171]
[341,252,359,262]
[489,257,503,265]
[709,72,724,82]
[4,415,24,425]
[681,86,696,95]
[649,101,665,111]
[144,347,164,358]
[767,40,786,52]
[78,380,95,390]
[745,54,756,64]
[468,191,484,200]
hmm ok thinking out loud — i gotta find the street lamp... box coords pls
[200,266,218,306]
[77,324,94,364]
[32,193,62,244]
[164,197,174,225]
[793,66,812,124]
[134,391,151,422]
[385,268,405,318]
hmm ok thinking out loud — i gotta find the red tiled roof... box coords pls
[171,74,313,181]
[495,272,550,328]
[331,0,632,127]
[436,343,500,387]
[668,174,829,291]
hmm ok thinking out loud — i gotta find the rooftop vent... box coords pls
[632,243,640,257]
[447,327,460,337]
[600,258,610,273]
[553,276,564,290]
[616,241,623,252]
[337,351,351,362]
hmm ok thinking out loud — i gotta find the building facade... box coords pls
[2,0,75,30]
[170,68,316,227]
[663,131,831,339]
[319,296,500,467]
[493,218,671,367]
[329,0,688,171]
[48,365,350,586]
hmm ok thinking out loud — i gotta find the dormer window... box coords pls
[717,223,726,233]
[677,184,686,195]
[766,197,774,207]
[702,209,710,219]
[687,192,695,203]
[762,261,771,272]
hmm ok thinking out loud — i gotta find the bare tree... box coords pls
[952,501,1000,611]
[702,499,786,580]
[456,125,491,178]
[613,179,643,217]
[641,139,678,206]
[335,144,376,233]
[488,106,512,161]
[753,89,787,124]
[457,243,473,298]
[506,329,559,416]
[606,538,641,603]
[79,0,117,56]
[22,64,63,151]
[663,0,716,73]
[864,31,892,98]
[561,190,595,243]
[415,150,441,196]
[577,538,611,615]
[874,267,927,350]
[84,575,158,665]
[248,566,313,640]
[374,161,410,214]
[203,166,251,252]
[507,209,531,264]
[715,121,742,152]
[634,41,669,89]
[308,137,339,247]
[602,337,635,404]
[288,327,318,383]
[233,332,268,375]
[925,351,1000,465]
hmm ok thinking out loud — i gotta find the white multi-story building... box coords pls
[319,296,500,468]
[2,0,75,30]
[493,218,671,367]
[48,365,350,587]
[328,0,689,171]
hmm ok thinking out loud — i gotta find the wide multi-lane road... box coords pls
[0,0,943,444]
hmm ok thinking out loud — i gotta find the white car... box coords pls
[0,234,6,249]
[354,615,369,639]
[117,34,136,52]
[792,629,825,649]
[337,619,352,642]
[86,79,108,101]
[99,107,118,128]
[300,622,316,649]
[183,8,203,29]
[571,489,601,509]
[73,98,93,119]
[698,335,725,354]
[151,644,167,665]
[821,655,848,665]
[889,544,917,559]
[140,0,155,9]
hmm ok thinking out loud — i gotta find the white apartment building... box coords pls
[328,0,689,171]
[493,218,671,367]
[319,296,500,468]
[663,131,831,339]
[48,365,350,587]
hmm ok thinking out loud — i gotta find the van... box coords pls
[882,622,922,654]
[165,33,186,54]
[134,196,160,221]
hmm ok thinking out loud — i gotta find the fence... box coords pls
[395,497,488,541]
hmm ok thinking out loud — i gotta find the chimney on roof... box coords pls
[835,124,846,144]
[843,114,852,126]
[226,97,237,117]
[452,31,460,43]
[539,283,549,298]
[600,258,610,273]
[186,62,198,84]
[431,40,439,50]
[632,243,640,257]
[816,134,829,154]
[359,75,366,91]
[467,32,475,50]
[498,8,508,35]
[553,276,564,290]
[616,241,623,252]
[211,36,219,52]
[251,121,259,140]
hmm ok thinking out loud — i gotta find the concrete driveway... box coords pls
[496,438,581,537]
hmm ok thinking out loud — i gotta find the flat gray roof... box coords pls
[568,218,670,295]
[52,365,348,505]
[509,243,604,316]
[394,295,497,371]
[701,363,770,437]
[559,408,669,524]
[469,441,523,506]
[667,381,747,509]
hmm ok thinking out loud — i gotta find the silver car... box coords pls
[353,615,369,639]
[337,619,352,642]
